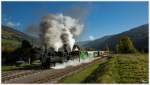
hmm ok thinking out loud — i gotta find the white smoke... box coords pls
[40,14,84,51]
[51,57,96,69]
[51,51,98,69]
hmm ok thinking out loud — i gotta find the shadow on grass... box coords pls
[81,57,111,83]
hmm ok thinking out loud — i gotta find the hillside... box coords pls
[2,25,38,50]
[81,24,148,52]
[2,25,36,42]
[76,40,91,47]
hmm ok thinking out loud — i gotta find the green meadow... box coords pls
[59,53,148,83]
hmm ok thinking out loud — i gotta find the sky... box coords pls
[2,1,148,41]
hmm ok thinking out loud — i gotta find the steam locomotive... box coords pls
[41,44,80,69]
[41,44,109,69]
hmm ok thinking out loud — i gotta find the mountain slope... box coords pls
[2,25,36,41]
[2,25,38,50]
[82,35,111,49]
[82,24,148,52]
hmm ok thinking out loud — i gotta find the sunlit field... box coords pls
[59,53,148,83]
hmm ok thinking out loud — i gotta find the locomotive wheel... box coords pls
[41,62,48,69]
[41,59,50,69]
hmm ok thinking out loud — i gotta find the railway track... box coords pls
[2,57,108,83]
[2,70,22,77]
[33,63,88,83]
[2,70,43,82]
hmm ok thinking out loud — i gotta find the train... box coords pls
[41,45,109,69]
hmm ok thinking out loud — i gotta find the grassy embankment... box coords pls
[59,53,148,83]
[58,57,107,83]
[2,60,41,71]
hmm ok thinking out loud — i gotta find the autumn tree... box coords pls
[116,36,137,53]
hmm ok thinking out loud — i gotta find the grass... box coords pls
[59,53,148,83]
[96,53,148,83]
[2,39,21,52]
[2,66,19,71]
[117,54,148,83]
[59,59,107,83]
[85,57,118,83]
[2,39,21,47]
[2,64,41,72]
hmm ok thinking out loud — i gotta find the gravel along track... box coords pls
[2,70,43,82]
[2,70,23,77]
[2,57,107,84]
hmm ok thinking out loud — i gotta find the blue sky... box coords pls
[2,2,148,41]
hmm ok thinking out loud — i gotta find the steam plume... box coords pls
[40,14,84,51]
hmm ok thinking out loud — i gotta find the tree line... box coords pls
[2,40,41,66]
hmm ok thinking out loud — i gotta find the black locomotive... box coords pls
[41,44,80,69]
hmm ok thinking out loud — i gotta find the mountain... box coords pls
[76,40,91,47]
[2,25,36,41]
[79,35,111,48]
[81,24,148,52]
[2,25,38,49]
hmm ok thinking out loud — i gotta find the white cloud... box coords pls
[6,21,21,28]
[89,35,95,41]
[7,21,15,27]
